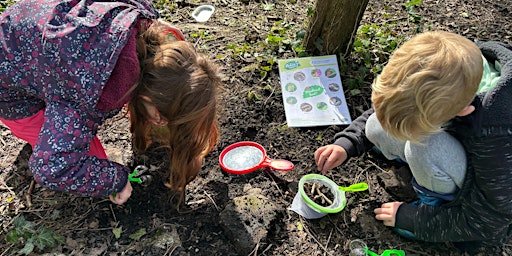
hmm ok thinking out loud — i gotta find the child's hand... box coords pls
[314,144,347,174]
[109,182,133,205]
[374,202,403,227]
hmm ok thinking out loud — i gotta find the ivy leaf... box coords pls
[18,241,35,255]
[34,228,63,249]
[129,228,146,241]
[6,230,19,243]
[112,227,122,239]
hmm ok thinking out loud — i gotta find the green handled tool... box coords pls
[127,165,152,184]
[365,247,405,256]
[112,165,152,198]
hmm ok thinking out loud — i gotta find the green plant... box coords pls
[0,0,16,13]
[6,216,65,255]
[190,30,215,40]
[404,0,423,24]
[404,0,424,32]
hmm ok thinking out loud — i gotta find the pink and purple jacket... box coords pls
[0,0,158,197]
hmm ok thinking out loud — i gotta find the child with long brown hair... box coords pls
[0,0,221,205]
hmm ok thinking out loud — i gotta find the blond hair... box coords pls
[371,31,483,143]
[129,20,221,206]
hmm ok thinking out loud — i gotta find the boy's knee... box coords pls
[365,113,386,144]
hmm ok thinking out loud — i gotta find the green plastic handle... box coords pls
[128,169,144,184]
[338,182,369,192]
[112,168,145,198]
[365,248,405,256]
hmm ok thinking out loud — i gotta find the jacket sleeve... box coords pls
[29,102,129,197]
[332,108,375,160]
[396,135,512,244]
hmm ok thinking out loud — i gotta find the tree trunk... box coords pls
[305,0,369,57]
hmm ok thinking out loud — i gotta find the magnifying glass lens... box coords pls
[222,145,263,171]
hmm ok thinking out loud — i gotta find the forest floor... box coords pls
[1,0,512,255]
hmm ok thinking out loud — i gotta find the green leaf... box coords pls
[129,228,146,241]
[112,227,122,239]
[296,221,303,231]
[350,89,362,96]
[404,0,422,7]
[18,241,35,255]
[6,230,19,243]
[50,210,61,220]
[34,228,62,249]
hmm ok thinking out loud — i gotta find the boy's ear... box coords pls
[457,105,475,117]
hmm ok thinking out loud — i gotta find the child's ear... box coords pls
[140,95,152,103]
[457,105,475,117]
[139,95,168,126]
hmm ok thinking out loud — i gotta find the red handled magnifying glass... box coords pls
[219,141,294,175]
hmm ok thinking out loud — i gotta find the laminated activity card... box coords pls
[278,55,352,127]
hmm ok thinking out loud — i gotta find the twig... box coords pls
[110,204,117,223]
[204,192,219,211]
[263,84,275,105]
[316,186,333,205]
[264,170,285,198]
[188,199,206,205]
[300,216,332,256]
[367,160,386,172]
[249,241,260,256]
[311,182,316,195]
[260,244,273,255]
[324,228,333,256]
[0,243,14,256]
[164,245,178,256]
[25,180,35,208]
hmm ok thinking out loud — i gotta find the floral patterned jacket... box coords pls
[0,0,158,197]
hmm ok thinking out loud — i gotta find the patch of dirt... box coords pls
[1,0,512,255]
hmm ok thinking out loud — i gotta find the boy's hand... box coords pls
[374,202,403,227]
[109,182,133,205]
[314,144,347,174]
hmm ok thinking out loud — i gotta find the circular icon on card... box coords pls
[317,102,328,110]
[286,97,297,104]
[311,69,322,78]
[330,97,342,106]
[325,68,337,78]
[294,72,306,81]
[300,103,313,112]
[285,83,297,92]
[328,83,340,92]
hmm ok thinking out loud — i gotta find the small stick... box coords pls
[25,180,35,208]
[204,191,220,211]
[320,193,333,206]
[316,185,333,205]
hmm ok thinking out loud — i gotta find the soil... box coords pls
[1,0,512,256]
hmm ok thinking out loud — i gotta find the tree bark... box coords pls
[305,0,369,57]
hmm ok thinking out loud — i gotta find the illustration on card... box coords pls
[278,55,352,127]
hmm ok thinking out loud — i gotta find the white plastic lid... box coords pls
[191,5,215,22]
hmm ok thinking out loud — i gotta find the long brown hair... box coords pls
[129,20,221,205]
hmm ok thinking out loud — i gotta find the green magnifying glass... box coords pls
[289,174,368,219]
